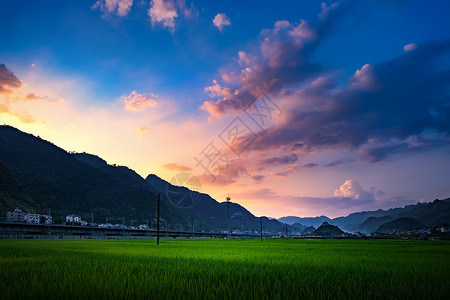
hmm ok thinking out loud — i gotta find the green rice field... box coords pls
[0,238,449,299]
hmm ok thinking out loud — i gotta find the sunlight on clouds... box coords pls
[121,91,157,112]
[93,0,133,17]
[148,0,178,30]
[213,13,231,32]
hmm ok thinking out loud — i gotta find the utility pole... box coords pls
[285,223,288,239]
[260,218,263,241]
[157,193,160,245]
[191,216,194,241]
[226,193,231,236]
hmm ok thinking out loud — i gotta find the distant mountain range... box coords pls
[1,125,449,234]
[0,125,288,233]
[279,198,450,233]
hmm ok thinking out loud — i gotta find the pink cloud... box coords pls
[334,179,375,201]
[213,13,231,32]
[92,0,133,17]
[121,91,157,112]
[148,0,178,31]
[403,43,417,52]
[162,162,192,172]
[350,63,379,90]
[135,126,150,139]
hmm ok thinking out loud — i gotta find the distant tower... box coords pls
[226,193,231,219]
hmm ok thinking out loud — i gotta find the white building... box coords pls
[24,213,52,224]
[66,215,82,223]
[7,208,26,222]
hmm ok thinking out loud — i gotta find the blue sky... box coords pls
[1,0,450,218]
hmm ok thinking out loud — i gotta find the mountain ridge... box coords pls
[1,125,449,234]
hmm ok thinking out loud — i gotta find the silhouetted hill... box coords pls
[74,153,155,192]
[377,217,425,233]
[278,216,331,227]
[313,222,344,237]
[2,125,449,234]
[145,174,287,233]
[0,160,36,212]
[331,199,449,233]
[359,215,393,233]
[302,226,316,235]
[0,125,167,224]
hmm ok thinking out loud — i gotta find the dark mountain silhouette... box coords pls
[376,217,425,233]
[0,125,169,225]
[278,216,331,227]
[1,125,449,234]
[145,174,287,233]
[301,226,316,235]
[74,153,153,192]
[280,199,450,233]
[313,222,345,237]
[0,160,36,212]
[359,215,393,233]
[290,222,307,233]
[0,125,287,233]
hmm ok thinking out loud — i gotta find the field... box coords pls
[1,239,449,299]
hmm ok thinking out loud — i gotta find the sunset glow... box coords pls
[1,0,450,218]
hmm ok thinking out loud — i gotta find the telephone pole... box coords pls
[191,216,194,241]
[260,218,263,241]
[157,193,160,245]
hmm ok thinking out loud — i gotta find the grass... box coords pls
[0,238,449,299]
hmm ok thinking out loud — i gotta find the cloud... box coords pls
[162,162,192,172]
[1,63,61,123]
[201,2,352,118]
[24,93,64,103]
[149,0,177,30]
[324,158,355,167]
[233,183,376,218]
[148,0,196,31]
[213,13,231,32]
[403,42,417,52]
[301,162,318,168]
[260,153,298,166]
[251,174,265,183]
[334,179,375,201]
[92,0,133,17]
[0,104,36,123]
[239,40,450,162]
[271,165,299,177]
[136,126,150,139]
[350,63,379,90]
[0,64,23,94]
[121,91,157,112]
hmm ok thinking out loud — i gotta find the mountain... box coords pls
[145,174,287,233]
[313,222,345,237]
[2,125,449,234]
[0,125,287,233]
[376,217,425,233]
[0,125,169,225]
[0,160,36,213]
[278,216,331,227]
[359,215,393,233]
[74,153,153,192]
[280,199,450,233]
[301,226,316,235]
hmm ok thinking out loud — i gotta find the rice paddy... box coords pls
[0,238,449,299]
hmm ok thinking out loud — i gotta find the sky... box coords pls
[1,0,450,218]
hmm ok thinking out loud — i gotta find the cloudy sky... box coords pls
[1,0,450,218]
